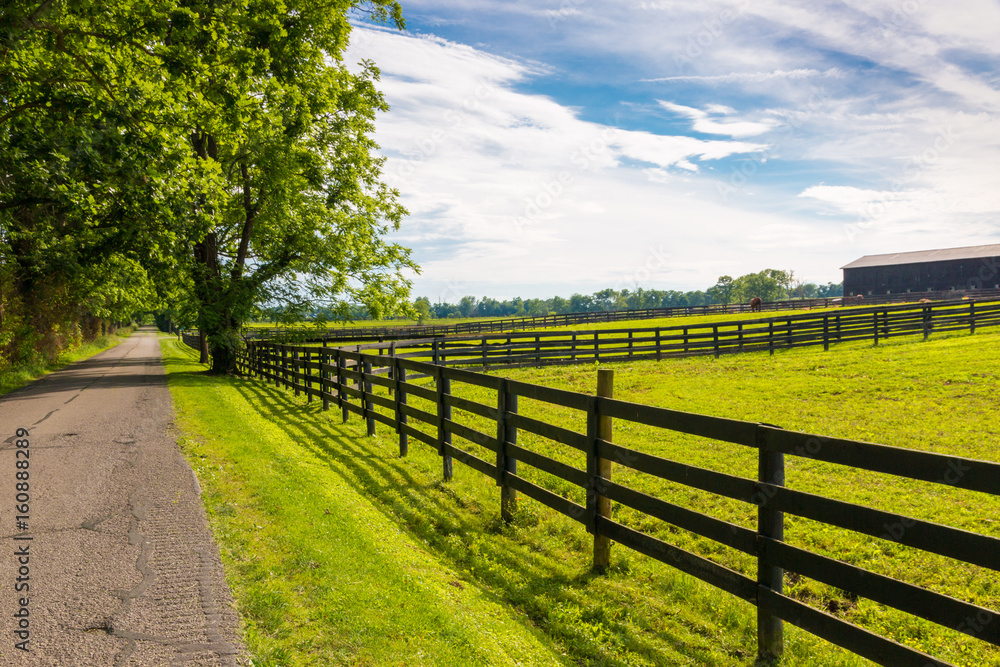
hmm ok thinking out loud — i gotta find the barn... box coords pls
[842,243,1000,297]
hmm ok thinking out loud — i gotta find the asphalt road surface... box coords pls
[0,328,245,666]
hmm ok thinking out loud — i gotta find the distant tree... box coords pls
[818,282,844,297]
[713,276,734,304]
[458,296,478,318]
[414,297,432,323]
[732,271,785,303]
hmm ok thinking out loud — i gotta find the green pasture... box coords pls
[244,301,933,344]
[162,327,1000,666]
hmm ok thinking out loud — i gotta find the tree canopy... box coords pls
[1,0,413,372]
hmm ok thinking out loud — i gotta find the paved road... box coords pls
[0,328,245,665]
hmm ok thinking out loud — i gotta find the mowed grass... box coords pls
[423,328,1000,666]
[160,337,569,667]
[164,326,1000,666]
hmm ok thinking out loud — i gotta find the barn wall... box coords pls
[843,256,1000,296]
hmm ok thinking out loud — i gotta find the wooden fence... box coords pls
[233,338,1000,666]
[247,287,1000,343]
[283,299,1000,374]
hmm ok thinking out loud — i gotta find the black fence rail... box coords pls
[314,299,1000,373]
[231,339,1000,666]
[246,287,1000,343]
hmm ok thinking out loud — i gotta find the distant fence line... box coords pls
[246,287,1000,343]
[224,329,1000,666]
[212,299,1000,375]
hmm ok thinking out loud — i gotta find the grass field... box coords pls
[162,327,1000,666]
[244,300,940,337]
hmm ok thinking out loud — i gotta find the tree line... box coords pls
[413,271,843,320]
[1,0,411,373]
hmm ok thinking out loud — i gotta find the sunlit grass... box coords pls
[164,326,1000,666]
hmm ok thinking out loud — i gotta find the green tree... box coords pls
[731,270,785,303]
[414,296,431,323]
[712,276,734,304]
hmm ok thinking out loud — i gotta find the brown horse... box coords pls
[749,297,762,312]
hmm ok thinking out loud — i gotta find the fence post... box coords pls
[738,324,744,350]
[823,315,829,351]
[305,349,313,403]
[594,332,599,362]
[363,357,375,436]
[970,302,976,334]
[756,428,785,661]
[768,322,774,356]
[339,354,349,423]
[655,328,662,360]
[397,361,408,457]
[293,348,301,397]
[281,346,289,389]
[433,339,440,366]
[388,342,396,396]
[438,368,453,481]
[591,368,614,572]
[683,327,689,354]
[873,312,880,346]
[713,325,720,358]
[923,305,931,340]
[320,349,330,411]
[497,379,518,522]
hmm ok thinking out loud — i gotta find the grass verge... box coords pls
[0,325,136,397]
[160,337,571,666]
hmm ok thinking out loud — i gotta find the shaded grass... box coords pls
[161,338,571,667]
[165,326,1000,666]
[0,325,136,396]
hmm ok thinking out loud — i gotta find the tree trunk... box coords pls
[199,329,209,364]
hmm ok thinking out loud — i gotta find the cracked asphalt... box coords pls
[0,328,246,666]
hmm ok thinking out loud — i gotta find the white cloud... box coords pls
[658,101,778,138]
[344,2,1000,297]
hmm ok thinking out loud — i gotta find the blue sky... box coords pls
[346,0,1000,302]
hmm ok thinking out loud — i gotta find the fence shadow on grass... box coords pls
[230,375,765,667]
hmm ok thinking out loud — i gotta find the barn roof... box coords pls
[841,243,1000,270]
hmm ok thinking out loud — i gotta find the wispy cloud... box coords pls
[643,68,844,84]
